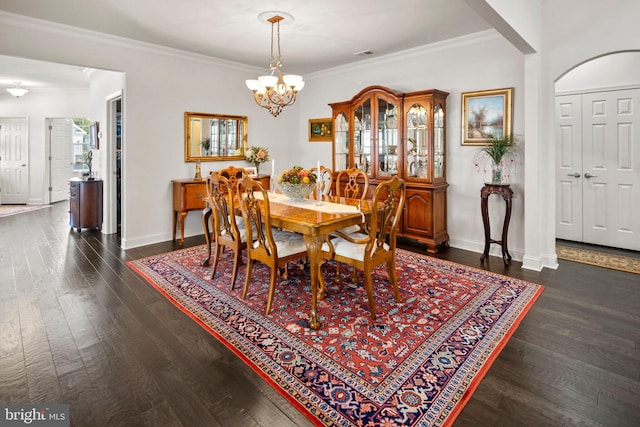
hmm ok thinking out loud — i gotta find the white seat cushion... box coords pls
[220,215,250,242]
[252,229,307,257]
[233,215,246,230]
[336,224,361,235]
[322,234,389,262]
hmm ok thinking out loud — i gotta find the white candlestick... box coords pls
[271,159,275,177]
[315,160,322,205]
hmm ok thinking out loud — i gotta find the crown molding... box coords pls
[0,11,260,74]
[305,29,502,81]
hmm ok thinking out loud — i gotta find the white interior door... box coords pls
[48,118,75,203]
[556,95,583,241]
[0,118,29,204]
[582,89,640,250]
[556,88,640,251]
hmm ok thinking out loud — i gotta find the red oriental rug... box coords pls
[128,246,543,426]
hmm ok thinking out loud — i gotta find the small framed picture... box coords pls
[308,118,332,142]
[89,122,100,149]
[245,166,257,177]
[461,88,513,145]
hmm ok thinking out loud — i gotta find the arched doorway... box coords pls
[555,51,640,251]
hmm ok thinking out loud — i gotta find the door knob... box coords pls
[567,173,581,178]
[21,164,27,167]
[584,173,598,178]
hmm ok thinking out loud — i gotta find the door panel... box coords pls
[582,89,640,250]
[555,95,583,241]
[0,118,29,204]
[49,118,75,203]
[403,189,432,236]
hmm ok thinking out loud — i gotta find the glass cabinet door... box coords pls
[405,104,429,179]
[334,112,349,170]
[433,104,445,179]
[377,98,399,176]
[354,99,371,174]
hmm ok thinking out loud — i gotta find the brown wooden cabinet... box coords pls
[330,86,449,252]
[172,178,208,245]
[69,178,103,232]
[330,86,402,198]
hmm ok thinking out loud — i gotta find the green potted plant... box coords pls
[474,133,518,184]
[201,137,211,155]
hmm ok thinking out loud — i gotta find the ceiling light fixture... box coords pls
[246,13,304,117]
[6,81,29,98]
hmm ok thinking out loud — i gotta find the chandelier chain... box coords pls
[246,13,303,117]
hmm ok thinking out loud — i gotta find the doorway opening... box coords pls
[47,117,92,204]
[0,117,29,205]
[105,93,122,239]
[555,51,640,252]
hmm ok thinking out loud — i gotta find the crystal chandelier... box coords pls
[6,82,28,98]
[246,14,304,117]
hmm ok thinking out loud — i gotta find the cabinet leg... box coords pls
[172,211,178,241]
[178,212,187,245]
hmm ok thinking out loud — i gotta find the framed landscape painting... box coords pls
[308,118,332,142]
[461,88,513,145]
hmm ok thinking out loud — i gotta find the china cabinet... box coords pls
[330,86,402,197]
[330,86,449,252]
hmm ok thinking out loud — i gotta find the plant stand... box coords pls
[480,183,513,266]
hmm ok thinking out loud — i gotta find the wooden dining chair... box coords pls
[205,173,247,290]
[334,167,370,279]
[335,167,369,200]
[310,165,333,199]
[219,165,248,189]
[237,175,309,314]
[319,176,406,321]
[201,166,248,267]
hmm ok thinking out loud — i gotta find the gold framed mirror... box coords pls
[184,112,248,162]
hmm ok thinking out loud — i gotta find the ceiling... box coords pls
[0,0,492,91]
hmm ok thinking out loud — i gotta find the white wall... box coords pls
[535,0,640,267]
[3,2,637,262]
[0,13,299,248]
[300,31,526,260]
[555,51,640,93]
[0,13,527,259]
[0,88,89,204]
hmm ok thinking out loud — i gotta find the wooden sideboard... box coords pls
[172,175,270,245]
[69,178,103,232]
[172,179,207,245]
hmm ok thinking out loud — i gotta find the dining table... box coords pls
[201,190,378,330]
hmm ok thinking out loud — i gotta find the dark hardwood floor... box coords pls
[1,201,639,426]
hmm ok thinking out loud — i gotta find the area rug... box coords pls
[0,204,50,218]
[128,246,543,427]
[557,245,640,275]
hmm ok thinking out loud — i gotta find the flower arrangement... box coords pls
[277,165,317,185]
[245,146,269,174]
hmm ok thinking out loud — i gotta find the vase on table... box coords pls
[280,183,315,202]
[254,163,260,175]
